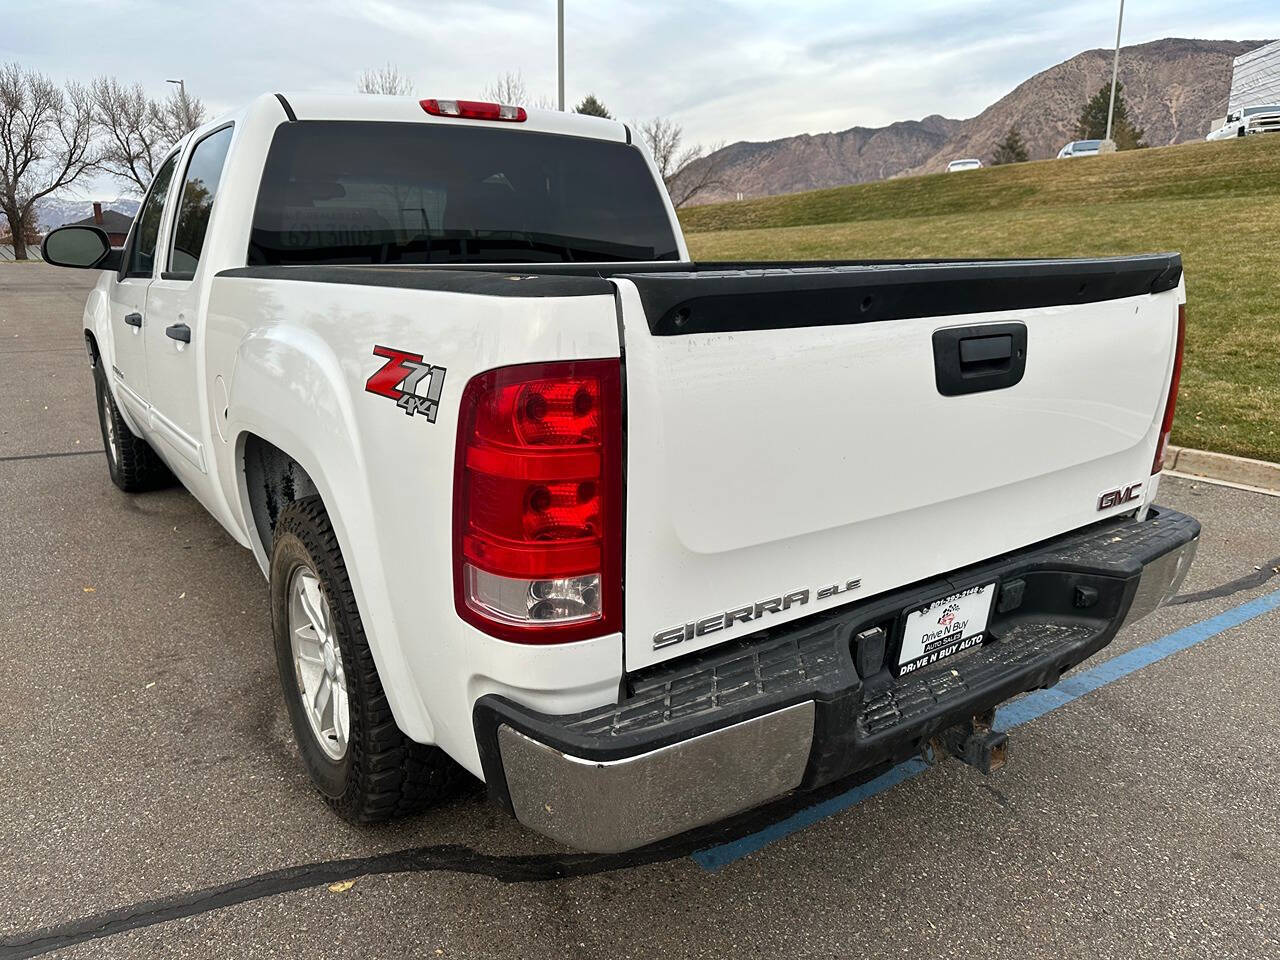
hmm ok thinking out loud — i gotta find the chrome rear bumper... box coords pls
[474,507,1200,853]
[498,703,814,853]
[1119,534,1198,627]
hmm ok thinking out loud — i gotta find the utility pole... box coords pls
[166,78,186,112]
[1104,0,1125,147]
[557,0,565,111]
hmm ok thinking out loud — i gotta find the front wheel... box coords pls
[93,364,173,492]
[269,496,460,822]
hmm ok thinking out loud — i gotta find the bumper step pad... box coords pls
[860,620,1094,736]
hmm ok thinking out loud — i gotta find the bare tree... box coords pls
[639,116,725,207]
[0,63,96,260]
[90,77,163,192]
[91,77,205,193]
[484,71,527,105]
[484,71,555,109]
[152,84,205,143]
[357,64,415,96]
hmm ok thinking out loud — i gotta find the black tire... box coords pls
[269,496,460,822]
[93,363,174,492]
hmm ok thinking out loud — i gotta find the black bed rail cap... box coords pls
[626,253,1183,336]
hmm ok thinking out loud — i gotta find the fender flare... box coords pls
[227,325,436,744]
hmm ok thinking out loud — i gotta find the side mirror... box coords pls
[41,225,121,271]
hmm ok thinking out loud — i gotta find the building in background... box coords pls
[68,202,133,246]
[1228,39,1280,113]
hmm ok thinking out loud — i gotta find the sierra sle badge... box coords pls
[652,578,862,650]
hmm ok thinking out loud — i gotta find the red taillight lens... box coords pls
[421,98,527,122]
[454,360,622,643]
[1152,304,1187,474]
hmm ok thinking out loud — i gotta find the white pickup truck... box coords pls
[42,94,1199,853]
[1206,104,1280,140]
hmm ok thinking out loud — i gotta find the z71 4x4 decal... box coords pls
[364,345,447,422]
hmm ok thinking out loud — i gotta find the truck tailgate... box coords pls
[614,256,1183,669]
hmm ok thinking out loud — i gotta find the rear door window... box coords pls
[248,121,680,265]
[168,124,234,278]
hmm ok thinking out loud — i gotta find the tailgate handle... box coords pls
[933,322,1027,396]
[959,334,1012,369]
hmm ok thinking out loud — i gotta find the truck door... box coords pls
[108,152,179,420]
[142,124,234,477]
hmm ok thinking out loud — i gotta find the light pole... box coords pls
[557,0,565,111]
[1104,0,1125,147]
[166,78,186,108]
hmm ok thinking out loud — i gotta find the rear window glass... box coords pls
[249,121,680,265]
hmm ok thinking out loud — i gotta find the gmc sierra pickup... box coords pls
[42,94,1198,854]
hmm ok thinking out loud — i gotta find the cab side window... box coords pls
[125,153,180,278]
[169,125,234,278]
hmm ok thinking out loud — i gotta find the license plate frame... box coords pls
[897,582,997,676]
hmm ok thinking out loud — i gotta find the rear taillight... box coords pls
[454,360,622,643]
[421,98,527,122]
[1152,303,1186,474]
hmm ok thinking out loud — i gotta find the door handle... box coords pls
[124,312,142,328]
[165,323,191,343]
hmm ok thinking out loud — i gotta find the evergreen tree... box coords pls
[1075,81,1146,149]
[573,94,612,118]
[991,126,1029,164]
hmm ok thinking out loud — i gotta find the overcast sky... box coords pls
[7,0,1276,199]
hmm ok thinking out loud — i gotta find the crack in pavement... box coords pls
[0,844,681,959]
[0,450,102,463]
[0,771,889,960]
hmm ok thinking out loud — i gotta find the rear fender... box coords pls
[228,325,435,743]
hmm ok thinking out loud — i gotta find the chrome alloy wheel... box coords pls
[288,566,350,761]
[100,387,119,464]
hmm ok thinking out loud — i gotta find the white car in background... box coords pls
[1207,105,1280,140]
[945,158,982,172]
[1057,139,1102,158]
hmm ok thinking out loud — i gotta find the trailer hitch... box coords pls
[926,708,1009,775]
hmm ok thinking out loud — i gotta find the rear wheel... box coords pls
[269,496,460,822]
[93,364,173,492]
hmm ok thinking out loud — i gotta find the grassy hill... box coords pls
[681,136,1280,464]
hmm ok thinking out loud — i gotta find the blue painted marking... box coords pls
[691,586,1280,871]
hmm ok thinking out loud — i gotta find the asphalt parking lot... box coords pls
[2,262,1279,959]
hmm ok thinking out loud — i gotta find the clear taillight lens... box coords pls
[453,360,622,643]
[464,569,603,626]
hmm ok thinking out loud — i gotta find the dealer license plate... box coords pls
[898,582,997,676]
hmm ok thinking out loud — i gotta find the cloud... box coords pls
[5,0,1275,198]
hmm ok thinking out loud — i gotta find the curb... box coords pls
[1165,445,1280,494]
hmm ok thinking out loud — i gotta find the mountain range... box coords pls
[35,197,140,233]
[683,38,1272,204]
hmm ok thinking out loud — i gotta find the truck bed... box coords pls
[219,254,1184,674]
